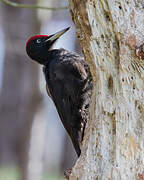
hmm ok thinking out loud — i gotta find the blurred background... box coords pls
[0,0,82,179]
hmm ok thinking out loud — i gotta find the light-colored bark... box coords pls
[69,0,144,179]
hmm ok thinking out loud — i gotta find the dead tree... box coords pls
[69,0,144,179]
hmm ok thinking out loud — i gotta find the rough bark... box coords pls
[69,0,144,179]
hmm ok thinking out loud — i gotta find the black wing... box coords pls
[44,51,92,156]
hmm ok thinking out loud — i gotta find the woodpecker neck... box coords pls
[33,49,65,66]
[33,49,50,65]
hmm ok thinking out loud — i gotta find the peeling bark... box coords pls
[69,0,144,179]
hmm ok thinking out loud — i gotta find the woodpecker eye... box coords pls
[36,39,41,43]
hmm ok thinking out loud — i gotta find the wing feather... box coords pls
[44,50,92,156]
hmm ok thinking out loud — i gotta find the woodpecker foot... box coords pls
[64,168,72,180]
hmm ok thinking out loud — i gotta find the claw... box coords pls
[64,168,72,180]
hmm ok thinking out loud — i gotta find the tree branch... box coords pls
[0,0,68,10]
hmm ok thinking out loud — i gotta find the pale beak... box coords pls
[45,27,70,42]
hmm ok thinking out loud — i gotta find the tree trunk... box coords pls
[69,0,144,179]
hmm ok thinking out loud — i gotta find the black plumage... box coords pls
[26,28,92,157]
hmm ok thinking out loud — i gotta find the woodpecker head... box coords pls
[26,27,70,65]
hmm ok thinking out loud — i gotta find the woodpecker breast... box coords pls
[43,48,93,156]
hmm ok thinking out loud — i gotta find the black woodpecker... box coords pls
[26,27,92,157]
